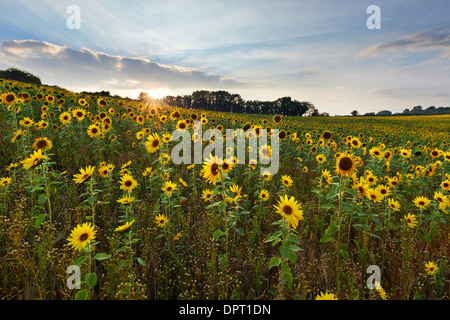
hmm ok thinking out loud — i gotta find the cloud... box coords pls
[368,87,449,100]
[359,28,450,57]
[0,39,248,91]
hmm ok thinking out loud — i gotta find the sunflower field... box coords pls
[0,78,449,300]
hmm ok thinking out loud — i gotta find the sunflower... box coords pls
[404,213,418,228]
[350,137,362,149]
[119,174,138,192]
[98,164,114,178]
[117,195,135,205]
[322,169,332,184]
[281,175,293,188]
[315,292,338,300]
[176,119,188,130]
[367,188,383,203]
[21,117,34,127]
[366,173,378,185]
[155,214,168,227]
[375,184,391,198]
[259,145,272,160]
[273,194,304,228]
[59,112,71,125]
[162,132,172,143]
[73,165,95,184]
[387,198,401,211]
[11,129,24,143]
[145,132,161,153]
[434,191,449,209]
[335,153,357,177]
[142,167,153,177]
[259,189,270,201]
[355,181,369,198]
[225,183,242,204]
[201,188,214,202]
[21,149,48,170]
[32,137,53,151]
[161,180,177,196]
[67,222,96,251]
[0,177,12,187]
[201,155,222,185]
[73,108,86,121]
[87,124,101,138]
[262,170,273,181]
[424,261,438,275]
[273,115,282,124]
[413,196,431,209]
[441,180,450,191]
[114,219,135,232]
[316,154,326,164]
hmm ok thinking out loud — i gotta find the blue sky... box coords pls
[1,0,450,115]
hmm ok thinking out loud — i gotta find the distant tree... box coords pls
[351,110,359,116]
[0,67,41,85]
[376,110,392,116]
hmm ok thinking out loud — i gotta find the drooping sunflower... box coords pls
[273,194,304,228]
[145,132,161,153]
[117,195,135,205]
[73,165,95,184]
[413,196,431,209]
[114,219,135,232]
[32,137,53,151]
[322,169,332,185]
[404,213,418,228]
[21,149,49,170]
[161,180,177,196]
[119,174,138,192]
[335,153,357,177]
[201,155,222,185]
[66,222,97,251]
[155,214,168,227]
[355,181,369,198]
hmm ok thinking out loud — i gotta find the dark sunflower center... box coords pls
[152,139,160,148]
[211,163,219,175]
[79,233,89,241]
[282,205,293,215]
[125,180,132,187]
[76,112,83,117]
[222,163,229,170]
[36,140,47,148]
[167,187,172,192]
[338,157,353,171]
[92,128,98,134]
[419,201,425,206]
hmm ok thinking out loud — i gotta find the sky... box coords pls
[1,0,450,115]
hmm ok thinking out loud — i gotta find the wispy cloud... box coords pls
[360,28,450,57]
[0,39,248,91]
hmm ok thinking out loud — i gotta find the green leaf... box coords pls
[136,257,146,267]
[75,289,88,300]
[213,229,224,241]
[264,230,282,243]
[269,257,281,268]
[225,190,235,199]
[320,234,333,243]
[340,249,349,260]
[288,245,302,252]
[279,245,290,259]
[320,203,335,211]
[217,202,226,213]
[94,253,111,261]
[236,227,244,236]
[86,196,95,205]
[85,273,97,288]
[289,251,297,264]
[34,214,46,228]
[74,256,87,267]
[38,194,49,204]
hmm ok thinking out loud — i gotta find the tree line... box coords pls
[157,90,318,117]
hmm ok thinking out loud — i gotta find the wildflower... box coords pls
[67,222,96,251]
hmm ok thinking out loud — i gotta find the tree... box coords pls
[351,110,359,116]
[0,67,42,85]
